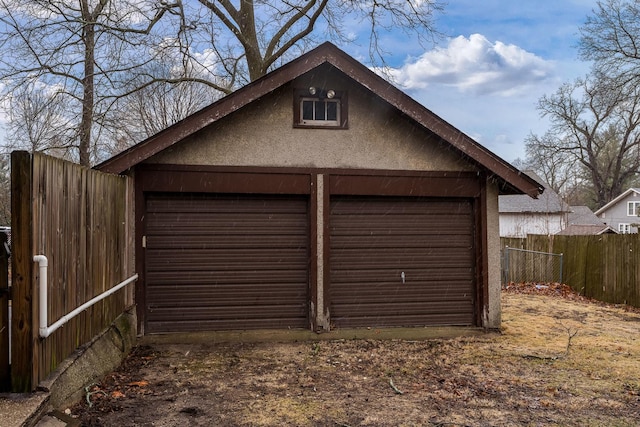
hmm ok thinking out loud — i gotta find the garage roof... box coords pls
[96,42,543,198]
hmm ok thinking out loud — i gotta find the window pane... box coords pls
[315,101,326,120]
[327,101,338,121]
[629,202,634,216]
[302,100,314,120]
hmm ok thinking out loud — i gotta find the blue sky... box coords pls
[346,0,599,163]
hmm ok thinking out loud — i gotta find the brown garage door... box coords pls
[145,193,309,333]
[330,196,475,328]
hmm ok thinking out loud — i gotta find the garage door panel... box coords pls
[147,196,307,213]
[146,270,308,285]
[147,288,307,307]
[145,194,309,333]
[331,293,474,305]
[334,222,468,238]
[330,249,474,268]
[331,199,471,214]
[335,301,475,328]
[147,305,308,333]
[146,235,306,250]
[330,196,476,328]
[146,248,308,271]
[149,305,308,320]
[148,318,304,333]
[331,235,473,249]
[147,215,309,231]
[335,300,474,314]
[146,218,308,237]
[329,279,474,293]
[330,281,474,302]
[330,270,474,285]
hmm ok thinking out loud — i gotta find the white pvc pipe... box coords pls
[33,254,138,338]
[33,255,49,338]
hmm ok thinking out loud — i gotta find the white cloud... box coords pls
[389,34,555,96]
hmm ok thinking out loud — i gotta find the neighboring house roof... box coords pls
[499,171,569,213]
[568,205,606,226]
[594,188,640,215]
[96,42,543,198]
[556,206,615,235]
[556,224,616,235]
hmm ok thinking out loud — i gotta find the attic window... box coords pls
[294,88,348,129]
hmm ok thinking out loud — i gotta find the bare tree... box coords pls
[526,75,640,208]
[579,0,640,88]
[0,0,179,166]
[4,78,76,159]
[179,0,444,87]
[524,0,640,209]
[104,56,224,156]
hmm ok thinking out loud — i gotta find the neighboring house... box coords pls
[97,42,542,335]
[594,188,640,234]
[499,171,570,237]
[556,205,616,235]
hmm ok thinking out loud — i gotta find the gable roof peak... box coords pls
[96,42,542,199]
[594,187,640,215]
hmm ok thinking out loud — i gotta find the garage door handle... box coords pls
[401,271,405,284]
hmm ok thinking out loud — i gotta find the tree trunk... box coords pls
[238,0,265,81]
[80,0,96,167]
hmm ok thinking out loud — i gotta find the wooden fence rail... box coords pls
[501,234,640,308]
[8,151,133,392]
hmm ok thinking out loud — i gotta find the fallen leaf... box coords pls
[111,390,125,399]
[128,380,149,387]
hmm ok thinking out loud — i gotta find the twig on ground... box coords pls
[84,383,107,408]
[389,378,404,395]
[563,326,579,357]
[523,323,579,361]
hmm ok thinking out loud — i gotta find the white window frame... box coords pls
[619,223,631,234]
[627,201,640,216]
[299,97,341,126]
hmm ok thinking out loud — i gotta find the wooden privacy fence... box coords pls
[5,151,134,392]
[501,234,640,308]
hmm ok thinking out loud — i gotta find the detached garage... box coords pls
[98,42,543,335]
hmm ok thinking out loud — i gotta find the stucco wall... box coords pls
[147,71,475,173]
[486,180,501,328]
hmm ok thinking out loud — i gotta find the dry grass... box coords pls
[73,290,640,426]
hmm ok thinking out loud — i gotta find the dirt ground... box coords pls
[70,284,640,426]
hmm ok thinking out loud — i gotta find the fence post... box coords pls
[503,246,510,285]
[0,231,9,391]
[10,151,34,392]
